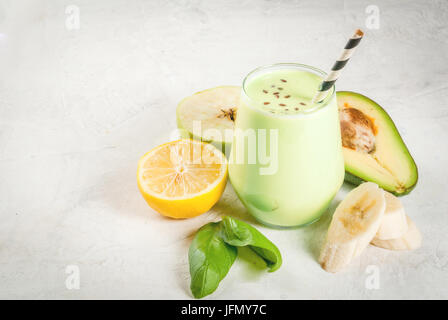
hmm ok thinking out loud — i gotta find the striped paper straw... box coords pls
[312,29,364,103]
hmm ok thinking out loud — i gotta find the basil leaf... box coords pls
[188,222,237,299]
[221,216,282,272]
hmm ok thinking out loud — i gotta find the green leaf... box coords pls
[221,216,282,272]
[188,222,237,299]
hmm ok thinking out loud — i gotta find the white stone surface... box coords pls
[0,0,447,299]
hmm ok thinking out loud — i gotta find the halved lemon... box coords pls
[137,139,228,219]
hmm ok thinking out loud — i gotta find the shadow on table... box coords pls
[206,182,260,226]
[301,183,353,261]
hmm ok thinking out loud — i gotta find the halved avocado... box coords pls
[337,91,418,196]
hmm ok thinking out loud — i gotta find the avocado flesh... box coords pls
[337,91,418,196]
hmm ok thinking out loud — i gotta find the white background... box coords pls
[0,0,447,299]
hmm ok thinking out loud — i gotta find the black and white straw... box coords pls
[312,29,364,103]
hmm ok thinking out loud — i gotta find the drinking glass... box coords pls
[228,63,344,228]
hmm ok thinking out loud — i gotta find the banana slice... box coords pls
[319,182,386,273]
[375,192,408,240]
[371,216,422,250]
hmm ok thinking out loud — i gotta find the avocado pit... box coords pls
[339,107,376,154]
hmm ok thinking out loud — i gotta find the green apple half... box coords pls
[176,86,240,155]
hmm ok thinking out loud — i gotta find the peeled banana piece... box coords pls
[319,182,386,273]
[375,192,408,240]
[371,216,422,250]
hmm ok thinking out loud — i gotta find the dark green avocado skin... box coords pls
[344,171,364,187]
[344,171,417,197]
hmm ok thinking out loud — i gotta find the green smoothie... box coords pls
[245,68,325,114]
[229,63,344,228]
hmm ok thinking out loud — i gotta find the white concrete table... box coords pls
[0,0,447,299]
